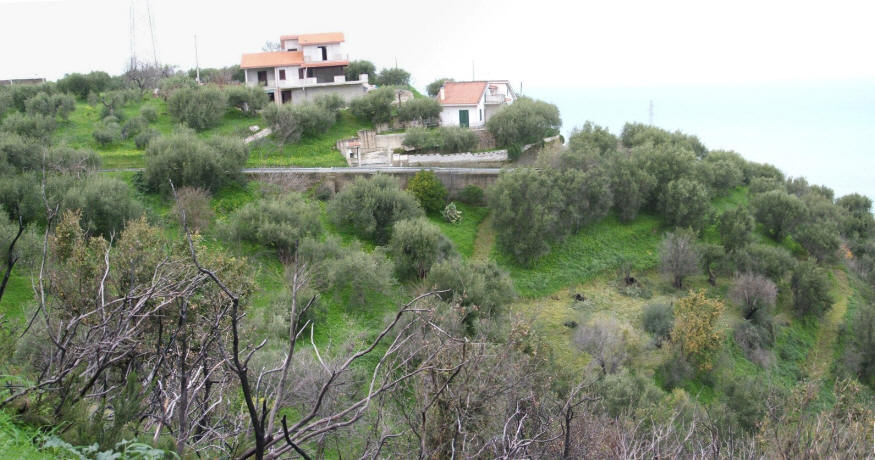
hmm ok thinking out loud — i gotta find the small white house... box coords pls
[240,32,369,105]
[437,80,516,128]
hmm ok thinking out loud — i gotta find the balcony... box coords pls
[484,94,507,104]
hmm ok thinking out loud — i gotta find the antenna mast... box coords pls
[194,35,200,84]
[648,100,654,125]
[129,1,136,69]
[146,0,159,66]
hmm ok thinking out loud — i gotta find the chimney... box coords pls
[439,87,444,100]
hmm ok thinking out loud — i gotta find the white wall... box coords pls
[245,68,275,87]
[302,43,344,62]
[440,98,486,127]
[282,38,299,51]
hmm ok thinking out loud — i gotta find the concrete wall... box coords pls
[302,43,344,62]
[440,100,486,128]
[247,168,499,195]
[287,81,368,105]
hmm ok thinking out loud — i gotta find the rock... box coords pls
[249,125,260,132]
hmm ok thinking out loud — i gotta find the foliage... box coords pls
[842,303,875,385]
[733,320,775,366]
[92,117,123,146]
[660,179,710,231]
[566,121,618,158]
[427,258,516,320]
[223,194,322,256]
[426,78,453,97]
[716,206,755,251]
[732,243,796,282]
[62,175,143,237]
[397,98,441,125]
[752,189,808,240]
[402,126,479,153]
[261,98,344,144]
[166,85,228,131]
[836,193,873,238]
[328,174,423,244]
[575,317,635,375]
[349,87,395,124]
[374,67,411,87]
[313,93,346,120]
[552,168,613,233]
[171,186,213,232]
[620,122,707,158]
[659,228,700,289]
[0,131,40,171]
[635,144,696,201]
[642,302,673,346]
[57,71,112,99]
[486,96,561,148]
[144,130,248,194]
[1,112,57,140]
[456,184,485,206]
[790,260,833,316]
[609,155,656,222]
[322,247,395,309]
[224,85,268,115]
[695,150,745,195]
[121,116,148,140]
[389,217,455,280]
[345,60,376,84]
[133,128,159,150]
[442,202,462,224]
[671,290,724,370]
[793,219,840,262]
[407,170,448,213]
[139,104,158,122]
[24,92,76,120]
[729,273,777,321]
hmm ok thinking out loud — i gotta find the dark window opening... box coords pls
[281,90,291,104]
[287,48,298,52]
[479,109,483,121]
[319,46,327,61]
[279,69,286,80]
[298,68,305,79]
[257,70,268,86]
[267,92,275,102]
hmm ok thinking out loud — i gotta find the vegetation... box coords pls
[402,126,479,153]
[143,130,248,194]
[166,85,228,130]
[328,174,423,244]
[426,77,452,97]
[349,86,395,124]
[345,60,376,84]
[389,217,454,279]
[486,96,560,148]
[374,67,411,87]
[406,170,448,213]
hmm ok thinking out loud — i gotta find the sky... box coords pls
[2,0,875,89]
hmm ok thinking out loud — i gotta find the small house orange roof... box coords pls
[439,81,488,105]
[280,32,345,45]
[241,51,304,69]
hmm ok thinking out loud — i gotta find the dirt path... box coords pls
[803,269,850,381]
[472,213,495,260]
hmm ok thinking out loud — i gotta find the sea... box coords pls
[528,79,875,201]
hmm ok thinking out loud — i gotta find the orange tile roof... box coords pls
[439,81,488,105]
[240,51,304,69]
[280,32,345,45]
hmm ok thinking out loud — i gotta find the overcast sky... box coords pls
[2,0,875,90]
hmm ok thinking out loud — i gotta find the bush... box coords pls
[139,104,158,122]
[732,243,796,282]
[397,98,441,125]
[486,97,561,147]
[660,228,700,289]
[575,317,634,375]
[57,71,111,99]
[44,146,101,174]
[659,178,711,230]
[426,78,452,97]
[349,87,395,124]
[171,186,213,232]
[671,290,724,370]
[620,122,707,158]
[695,150,745,194]
[374,67,411,87]
[609,155,656,222]
[262,102,335,144]
[1,112,56,140]
[323,247,395,309]
[642,302,673,346]
[793,218,840,262]
[166,85,228,130]
[0,132,40,171]
[457,184,485,206]
[24,93,75,120]
[92,119,123,146]
[729,273,777,321]
[635,144,696,199]
[328,174,423,244]
[790,260,833,316]
[62,175,142,237]
[344,60,376,84]
[440,126,479,153]
[717,206,755,251]
[224,194,322,256]
[389,217,455,280]
[401,127,439,151]
[749,176,786,195]
[442,202,462,223]
[133,128,159,150]
[842,304,875,385]
[566,121,618,158]
[553,168,613,233]
[427,258,514,320]
[121,116,148,140]
[406,170,448,213]
[733,321,775,367]
[313,93,345,120]
[225,85,268,115]
[144,130,248,194]
[752,189,808,240]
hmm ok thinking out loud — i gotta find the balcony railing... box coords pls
[484,94,507,104]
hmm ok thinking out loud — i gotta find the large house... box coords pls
[241,32,369,105]
[437,80,516,128]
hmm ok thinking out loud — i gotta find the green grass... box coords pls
[0,411,60,460]
[246,111,368,167]
[427,203,489,258]
[0,273,33,324]
[497,214,663,298]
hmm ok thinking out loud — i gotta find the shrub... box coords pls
[642,302,673,346]
[732,243,796,282]
[121,116,148,140]
[457,184,485,206]
[659,228,700,289]
[344,60,376,84]
[620,122,707,158]
[24,93,75,120]
[262,102,335,144]
[842,304,875,385]
[407,170,448,213]
[1,112,56,140]
[389,217,455,280]
[659,178,711,230]
[224,194,322,256]
[793,220,840,262]
[397,98,441,125]
[374,67,411,87]
[328,174,423,244]
[671,290,724,371]
[166,85,228,130]
[729,273,777,321]
[57,71,112,99]
[695,150,745,194]
[717,206,755,251]
[139,104,158,122]
[426,78,452,97]
[171,186,213,232]
[225,85,268,114]
[313,93,345,120]
[62,175,142,237]
[92,119,123,146]
[402,127,440,151]
[733,321,775,366]
[609,155,656,222]
[553,168,613,233]
[133,128,159,150]
[486,96,561,147]
[44,146,101,174]
[427,258,515,320]
[323,247,394,309]
[749,176,786,195]
[292,103,335,137]
[635,144,696,199]
[442,202,462,223]
[144,130,248,194]
[752,189,808,240]
[349,87,395,124]
[440,126,479,153]
[566,121,618,158]
[790,259,833,316]
[575,317,634,375]
[0,132,40,171]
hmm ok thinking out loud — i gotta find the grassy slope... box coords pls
[427,203,489,258]
[55,98,364,169]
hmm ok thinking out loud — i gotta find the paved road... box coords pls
[101,166,505,175]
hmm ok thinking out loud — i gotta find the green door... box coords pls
[459,109,469,127]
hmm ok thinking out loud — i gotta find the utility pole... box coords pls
[194,35,200,84]
[648,100,654,125]
[129,1,136,70]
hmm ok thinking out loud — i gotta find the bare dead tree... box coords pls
[0,215,24,305]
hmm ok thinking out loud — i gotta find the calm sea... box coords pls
[528,79,875,201]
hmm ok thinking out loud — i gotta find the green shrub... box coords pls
[609,155,656,222]
[427,258,515,321]
[171,186,213,232]
[659,178,711,230]
[166,85,228,130]
[322,247,395,309]
[842,304,875,385]
[732,243,796,282]
[752,189,808,240]
[0,132,40,171]
[45,146,101,173]
[57,71,111,99]
[790,259,833,317]
[486,96,561,147]
[344,60,376,84]
[349,87,395,124]
[92,119,122,146]
[426,78,452,97]
[748,176,786,195]
[313,93,345,120]
[224,194,322,256]
[659,228,700,289]
[442,202,462,223]
[397,98,441,125]
[139,104,158,122]
[733,321,775,366]
[457,184,485,206]
[328,174,422,244]
[24,93,75,120]
[389,217,455,280]
[262,102,335,144]
[62,175,142,237]
[1,112,56,140]
[620,122,707,158]
[402,127,478,153]
[374,67,411,87]
[225,85,268,115]
[133,128,159,150]
[717,206,755,251]
[406,170,448,213]
[642,302,673,346]
[566,121,618,158]
[121,116,148,139]
[144,130,248,194]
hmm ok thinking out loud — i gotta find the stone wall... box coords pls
[246,168,500,195]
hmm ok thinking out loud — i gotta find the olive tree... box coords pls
[426,78,452,97]
[752,189,808,240]
[374,67,411,87]
[166,85,228,131]
[575,317,634,375]
[344,60,376,83]
[349,87,395,124]
[225,85,268,114]
[486,97,561,148]
[389,217,455,280]
[426,258,515,320]
[62,175,143,237]
[659,178,711,230]
[717,206,755,251]
[224,194,322,257]
[660,228,700,289]
[790,260,833,317]
[609,155,656,222]
[729,273,778,321]
[397,98,441,125]
[328,174,423,244]
[144,130,248,194]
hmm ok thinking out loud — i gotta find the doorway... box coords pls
[459,109,469,128]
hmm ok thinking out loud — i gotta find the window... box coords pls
[299,68,305,79]
[257,71,268,86]
[287,48,298,52]
[479,109,483,121]
[319,46,327,61]
[279,69,286,80]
